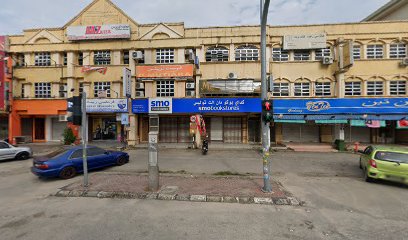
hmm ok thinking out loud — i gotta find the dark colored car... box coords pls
[31,146,129,179]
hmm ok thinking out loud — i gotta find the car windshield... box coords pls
[45,149,69,159]
[374,151,408,163]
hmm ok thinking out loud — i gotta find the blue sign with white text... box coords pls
[132,98,261,114]
[273,98,408,115]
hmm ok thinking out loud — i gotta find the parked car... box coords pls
[31,146,129,179]
[359,145,408,184]
[0,141,32,161]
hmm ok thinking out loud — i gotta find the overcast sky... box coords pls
[0,0,389,35]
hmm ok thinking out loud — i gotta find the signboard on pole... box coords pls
[283,33,327,50]
[67,24,131,41]
[123,68,132,98]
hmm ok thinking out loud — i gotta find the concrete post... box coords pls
[148,131,159,191]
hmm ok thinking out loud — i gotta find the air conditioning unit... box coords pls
[322,57,334,65]
[136,82,145,89]
[400,58,408,66]
[59,92,67,98]
[136,91,145,97]
[132,51,144,60]
[186,90,195,97]
[185,49,194,56]
[186,83,195,89]
[59,85,67,92]
[59,115,68,122]
[228,72,238,79]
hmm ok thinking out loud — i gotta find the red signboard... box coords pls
[136,64,194,78]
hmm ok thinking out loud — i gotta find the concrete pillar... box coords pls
[83,83,91,97]
[195,75,200,98]
[83,51,91,66]
[144,49,153,64]
[24,53,32,66]
[52,52,61,65]
[127,114,139,146]
[112,50,121,65]
[144,81,154,98]
[45,117,52,142]
[334,125,345,141]
[52,83,60,98]
[23,84,32,98]
[178,48,185,63]
[229,43,235,61]
[112,82,121,98]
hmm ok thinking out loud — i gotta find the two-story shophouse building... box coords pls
[7,0,408,145]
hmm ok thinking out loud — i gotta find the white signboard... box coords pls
[123,68,132,98]
[67,24,131,41]
[148,98,173,114]
[283,33,327,50]
[86,99,128,113]
[121,113,129,125]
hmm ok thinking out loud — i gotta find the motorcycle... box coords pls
[202,139,209,155]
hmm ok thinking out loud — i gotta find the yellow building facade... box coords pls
[7,0,408,145]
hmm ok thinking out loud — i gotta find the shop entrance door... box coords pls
[248,118,261,143]
[34,118,46,141]
[210,117,223,141]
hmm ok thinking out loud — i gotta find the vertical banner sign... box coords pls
[123,68,132,98]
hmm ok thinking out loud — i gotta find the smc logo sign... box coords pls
[149,98,172,114]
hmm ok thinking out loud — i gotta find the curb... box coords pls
[54,189,302,206]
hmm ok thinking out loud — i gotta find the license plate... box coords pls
[386,175,405,182]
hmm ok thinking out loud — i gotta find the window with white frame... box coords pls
[235,45,259,61]
[206,46,229,62]
[34,83,51,98]
[390,43,407,59]
[272,82,290,97]
[156,80,175,97]
[353,45,361,60]
[367,81,383,96]
[34,52,51,66]
[366,45,383,59]
[156,48,175,63]
[272,48,289,62]
[294,82,310,96]
[294,50,310,61]
[390,80,406,95]
[94,82,111,97]
[315,48,331,61]
[94,51,111,65]
[315,82,331,96]
[345,81,361,96]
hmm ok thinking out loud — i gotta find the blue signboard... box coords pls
[132,98,261,114]
[274,98,408,115]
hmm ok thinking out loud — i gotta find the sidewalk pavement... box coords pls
[56,173,300,206]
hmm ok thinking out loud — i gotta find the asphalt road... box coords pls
[0,150,407,240]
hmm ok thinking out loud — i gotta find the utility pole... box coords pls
[82,92,89,187]
[260,0,272,192]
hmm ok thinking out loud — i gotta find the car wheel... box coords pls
[363,168,374,183]
[116,156,127,166]
[59,167,76,179]
[16,152,30,160]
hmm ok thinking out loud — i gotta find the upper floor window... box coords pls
[367,81,383,96]
[272,48,289,62]
[78,52,83,66]
[123,50,129,64]
[21,84,25,98]
[390,43,407,59]
[235,45,259,61]
[345,81,361,96]
[156,48,174,63]
[315,48,331,61]
[366,44,383,59]
[294,82,310,96]
[35,83,51,98]
[205,46,229,62]
[79,83,84,94]
[63,53,68,66]
[272,82,289,97]
[94,82,111,97]
[34,52,51,66]
[353,45,361,60]
[156,80,175,97]
[16,54,25,67]
[315,82,331,96]
[390,80,406,95]
[294,50,310,61]
[94,51,111,65]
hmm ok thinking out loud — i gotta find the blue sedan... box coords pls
[31,146,129,179]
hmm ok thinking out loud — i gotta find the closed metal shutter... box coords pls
[345,126,371,143]
[177,117,190,143]
[224,117,242,143]
[302,124,320,142]
[52,118,66,141]
[282,124,301,142]
[395,130,408,144]
[210,117,223,141]
[159,117,178,143]
[282,124,319,142]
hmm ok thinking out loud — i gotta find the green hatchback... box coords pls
[359,145,408,184]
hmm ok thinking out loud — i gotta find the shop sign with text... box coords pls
[136,64,193,78]
[67,24,131,41]
[86,99,128,113]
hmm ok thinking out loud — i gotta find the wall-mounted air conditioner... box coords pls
[59,115,68,122]
[186,90,195,97]
[228,72,237,79]
[400,58,408,66]
[132,51,144,60]
[186,83,195,89]
[322,57,333,65]
[136,91,145,97]
[136,82,145,89]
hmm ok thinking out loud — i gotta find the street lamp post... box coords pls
[260,0,272,192]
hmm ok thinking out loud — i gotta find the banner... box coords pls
[123,68,132,97]
[136,64,194,78]
[82,66,107,75]
[283,33,326,50]
[67,24,131,41]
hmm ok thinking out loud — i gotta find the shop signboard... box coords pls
[123,68,132,98]
[86,99,128,113]
[132,98,262,114]
[136,64,194,78]
[283,33,326,50]
[274,98,408,115]
[148,98,173,114]
[67,24,131,41]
